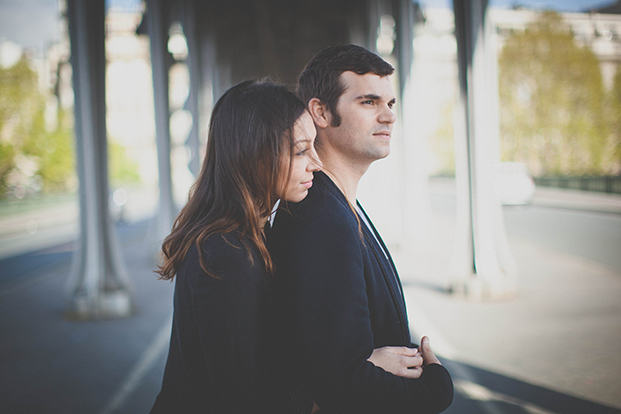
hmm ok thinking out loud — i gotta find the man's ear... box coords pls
[307,98,331,129]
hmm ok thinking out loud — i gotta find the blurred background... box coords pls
[0,0,620,413]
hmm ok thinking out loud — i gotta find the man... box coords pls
[268,44,453,414]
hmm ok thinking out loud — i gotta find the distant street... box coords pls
[503,206,621,274]
[427,178,621,275]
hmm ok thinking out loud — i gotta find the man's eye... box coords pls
[362,100,374,105]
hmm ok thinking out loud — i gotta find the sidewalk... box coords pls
[532,186,621,214]
[395,183,621,413]
[0,219,174,414]
[1,185,620,413]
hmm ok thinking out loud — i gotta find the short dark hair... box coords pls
[297,44,394,126]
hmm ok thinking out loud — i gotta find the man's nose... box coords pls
[379,105,397,124]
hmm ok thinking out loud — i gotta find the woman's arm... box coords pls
[188,238,269,412]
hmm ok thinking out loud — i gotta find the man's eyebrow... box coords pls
[355,94,396,104]
[356,94,381,100]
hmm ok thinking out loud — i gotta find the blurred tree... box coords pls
[0,58,74,197]
[108,139,141,187]
[0,141,15,194]
[429,102,455,176]
[38,109,75,191]
[611,66,621,175]
[499,11,609,176]
[0,59,38,196]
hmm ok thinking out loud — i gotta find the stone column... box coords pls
[182,0,202,178]
[146,0,176,245]
[394,0,433,253]
[65,0,133,320]
[450,0,517,300]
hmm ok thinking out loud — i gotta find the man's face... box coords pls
[327,71,396,164]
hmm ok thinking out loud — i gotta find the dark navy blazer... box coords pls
[268,171,453,414]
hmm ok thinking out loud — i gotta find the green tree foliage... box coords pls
[611,66,621,173]
[0,141,15,193]
[0,59,38,194]
[108,139,141,186]
[429,102,455,176]
[499,11,609,176]
[0,58,74,197]
[38,109,75,191]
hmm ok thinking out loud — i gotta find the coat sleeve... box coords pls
[277,212,453,414]
[184,241,268,412]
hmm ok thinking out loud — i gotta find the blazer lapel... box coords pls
[355,202,410,344]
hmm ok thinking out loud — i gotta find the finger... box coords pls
[421,336,430,351]
[401,354,423,368]
[399,366,423,379]
[412,355,423,367]
[421,336,442,366]
[400,346,419,356]
[390,346,419,356]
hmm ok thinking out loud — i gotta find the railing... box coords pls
[534,176,621,195]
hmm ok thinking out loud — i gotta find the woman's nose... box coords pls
[307,148,322,171]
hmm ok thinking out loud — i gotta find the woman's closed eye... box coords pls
[296,147,310,156]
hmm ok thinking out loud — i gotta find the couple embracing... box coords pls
[151,44,453,414]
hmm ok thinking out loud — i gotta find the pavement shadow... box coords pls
[0,243,74,297]
[401,278,449,294]
[441,358,621,414]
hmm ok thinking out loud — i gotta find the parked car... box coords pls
[496,162,535,205]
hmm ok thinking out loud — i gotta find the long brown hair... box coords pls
[156,80,306,280]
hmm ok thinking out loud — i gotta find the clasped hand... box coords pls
[367,336,441,379]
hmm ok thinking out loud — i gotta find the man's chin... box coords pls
[374,148,391,160]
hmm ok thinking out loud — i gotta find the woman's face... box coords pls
[278,111,322,203]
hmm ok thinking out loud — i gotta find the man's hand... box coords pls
[420,336,442,366]
[367,346,423,378]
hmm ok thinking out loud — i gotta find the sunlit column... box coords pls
[65,0,133,320]
[182,0,202,177]
[395,0,433,253]
[450,0,517,300]
[146,0,176,245]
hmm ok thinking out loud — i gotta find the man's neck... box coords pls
[318,150,369,205]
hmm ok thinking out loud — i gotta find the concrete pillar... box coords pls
[198,27,217,134]
[146,0,176,244]
[450,0,517,300]
[394,0,433,253]
[182,0,201,177]
[65,0,133,320]
[394,0,414,96]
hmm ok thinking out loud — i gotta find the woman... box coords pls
[151,80,322,413]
